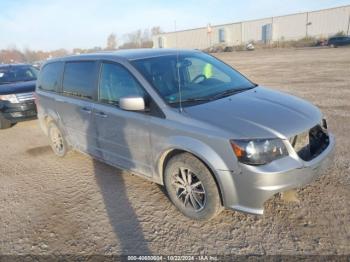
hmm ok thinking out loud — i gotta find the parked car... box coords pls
[36,49,335,220]
[32,61,44,70]
[246,42,255,51]
[0,64,38,129]
[328,36,350,47]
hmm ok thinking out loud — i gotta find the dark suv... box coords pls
[0,64,38,129]
[328,36,350,47]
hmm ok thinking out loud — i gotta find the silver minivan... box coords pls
[36,49,335,220]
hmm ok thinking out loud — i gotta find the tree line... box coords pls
[0,26,162,64]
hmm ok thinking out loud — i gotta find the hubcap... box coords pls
[172,168,206,212]
[50,127,64,154]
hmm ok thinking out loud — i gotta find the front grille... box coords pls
[16,92,34,102]
[290,124,330,161]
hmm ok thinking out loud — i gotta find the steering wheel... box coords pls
[191,74,207,84]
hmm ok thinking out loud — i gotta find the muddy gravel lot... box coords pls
[0,47,349,257]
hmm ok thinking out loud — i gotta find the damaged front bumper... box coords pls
[220,133,335,215]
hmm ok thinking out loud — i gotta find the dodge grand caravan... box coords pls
[36,49,335,220]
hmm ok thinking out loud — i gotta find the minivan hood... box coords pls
[0,80,36,95]
[185,86,322,139]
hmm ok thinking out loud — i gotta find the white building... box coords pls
[153,5,350,49]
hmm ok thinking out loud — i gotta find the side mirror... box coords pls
[119,97,145,111]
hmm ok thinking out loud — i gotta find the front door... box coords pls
[92,61,152,176]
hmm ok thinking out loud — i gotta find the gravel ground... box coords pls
[0,47,349,257]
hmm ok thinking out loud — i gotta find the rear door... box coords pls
[92,61,153,176]
[56,61,98,153]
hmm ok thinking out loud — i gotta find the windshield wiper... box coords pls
[212,85,257,100]
[168,97,213,105]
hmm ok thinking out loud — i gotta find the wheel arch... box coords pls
[157,137,232,205]
[39,109,65,136]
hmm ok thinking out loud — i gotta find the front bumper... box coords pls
[220,133,335,215]
[0,100,37,123]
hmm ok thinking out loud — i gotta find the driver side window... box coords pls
[99,62,146,106]
[186,57,231,83]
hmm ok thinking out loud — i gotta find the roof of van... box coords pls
[48,48,201,62]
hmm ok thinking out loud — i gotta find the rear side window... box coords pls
[62,61,96,100]
[99,62,146,106]
[38,62,63,92]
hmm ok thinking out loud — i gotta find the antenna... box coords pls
[175,20,183,113]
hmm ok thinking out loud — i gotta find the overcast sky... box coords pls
[1,0,349,51]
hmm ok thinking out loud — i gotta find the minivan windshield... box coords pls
[132,52,255,106]
[0,66,38,85]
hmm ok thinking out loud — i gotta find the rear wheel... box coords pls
[164,153,222,220]
[48,122,68,157]
[0,114,12,129]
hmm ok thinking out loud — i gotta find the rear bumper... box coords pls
[220,133,335,215]
[0,101,37,123]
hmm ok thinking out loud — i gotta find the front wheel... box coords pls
[48,122,68,157]
[164,153,223,220]
[0,114,12,129]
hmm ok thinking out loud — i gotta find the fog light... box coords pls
[10,112,22,117]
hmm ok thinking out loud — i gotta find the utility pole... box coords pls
[271,16,274,44]
[347,11,350,36]
[207,23,212,49]
[306,12,309,38]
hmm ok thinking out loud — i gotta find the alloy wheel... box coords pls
[172,167,206,212]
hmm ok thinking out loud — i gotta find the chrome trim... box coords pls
[16,92,34,102]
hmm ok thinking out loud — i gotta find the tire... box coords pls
[0,114,12,129]
[48,122,68,157]
[164,153,223,220]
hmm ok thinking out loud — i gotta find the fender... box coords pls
[155,135,240,206]
[38,107,66,138]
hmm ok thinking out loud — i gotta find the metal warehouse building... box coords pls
[153,5,350,49]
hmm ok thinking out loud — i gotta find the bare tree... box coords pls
[120,26,162,49]
[125,30,142,48]
[0,47,25,63]
[106,33,117,50]
[151,26,162,36]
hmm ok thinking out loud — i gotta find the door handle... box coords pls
[80,107,92,114]
[94,111,108,118]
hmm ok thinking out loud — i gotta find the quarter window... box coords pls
[39,62,63,92]
[99,63,145,106]
[62,61,96,99]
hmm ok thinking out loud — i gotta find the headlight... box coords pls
[0,94,19,103]
[230,138,288,165]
